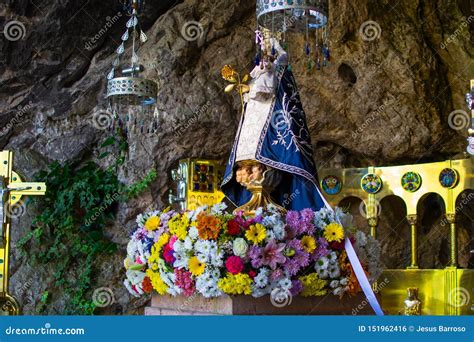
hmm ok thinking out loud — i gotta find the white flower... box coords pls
[173,252,189,269]
[316,268,329,279]
[210,248,224,267]
[314,207,335,228]
[188,226,199,240]
[194,240,212,260]
[160,270,182,296]
[333,287,344,296]
[135,213,145,227]
[340,277,349,286]
[173,240,185,253]
[265,229,276,241]
[328,251,338,262]
[211,202,227,215]
[272,221,286,240]
[254,268,270,288]
[184,236,193,250]
[232,238,249,257]
[254,207,263,216]
[329,280,339,288]
[262,214,286,240]
[125,269,146,287]
[328,265,340,278]
[251,286,271,298]
[278,277,292,290]
[124,279,141,297]
[315,256,329,272]
[196,270,222,298]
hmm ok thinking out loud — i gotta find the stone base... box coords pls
[145,293,379,315]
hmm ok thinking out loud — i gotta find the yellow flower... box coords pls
[155,233,170,252]
[301,235,316,253]
[144,216,160,231]
[168,214,189,240]
[218,273,252,295]
[245,223,266,245]
[299,273,327,297]
[323,223,344,242]
[221,64,237,82]
[146,269,168,295]
[188,256,206,276]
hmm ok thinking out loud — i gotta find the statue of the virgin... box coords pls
[221,36,328,214]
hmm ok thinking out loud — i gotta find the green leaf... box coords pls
[100,137,116,148]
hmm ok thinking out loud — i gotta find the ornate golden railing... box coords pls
[319,157,474,315]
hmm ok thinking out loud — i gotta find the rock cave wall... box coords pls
[0,0,472,314]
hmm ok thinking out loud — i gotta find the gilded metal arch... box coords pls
[454,189,474,208]
[415,191,447,213]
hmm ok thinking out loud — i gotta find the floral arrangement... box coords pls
[124,203,382,300]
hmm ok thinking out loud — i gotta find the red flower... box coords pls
[248,270,257,279]
[225,256,244,274]
[331,236,354,250]
[227,219,241,236]
[163,243,175,264]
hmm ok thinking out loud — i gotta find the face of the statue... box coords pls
[249,165,264,183]
[236,166,252,186]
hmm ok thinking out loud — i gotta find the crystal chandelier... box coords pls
[256,0,330,71]
[106,0,158,134]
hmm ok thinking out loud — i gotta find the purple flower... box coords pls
[283,258,300,276]
[286,211,299,227]
[290,279,303,296]
[312,237,330,261]
[249,245,263,268]
[283,251,309,276]
[287,238,302,250]
[159,210,176,227]
[285,209,316,236]
[293,250,310,268]
[270,268,284,281]
[300,208,316,235]
[260,240,286,270]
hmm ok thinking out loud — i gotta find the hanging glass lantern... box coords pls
[255,0,330,72]
[106,0,159,134]
[256,0,328,32]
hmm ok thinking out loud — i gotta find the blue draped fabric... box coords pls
[221,65,326,211]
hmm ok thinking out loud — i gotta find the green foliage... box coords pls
[18,161,121,314]
[125,169,157,199]
[17,142,156,314]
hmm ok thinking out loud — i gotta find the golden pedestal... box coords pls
[233,160,285,216]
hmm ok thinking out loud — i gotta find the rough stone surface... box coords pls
[0,0,472,314]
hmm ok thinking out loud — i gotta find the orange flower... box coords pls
[196,212,222,240]
[346,265,364,295]
[142,276,153,293]
[221,65,237,82]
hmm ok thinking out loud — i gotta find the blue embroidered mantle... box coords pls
[221,65,326,211]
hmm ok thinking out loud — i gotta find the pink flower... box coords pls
[225,256,244,274]
[169,235,178,248]
[174,269,195,297]
[260,240,286,270]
